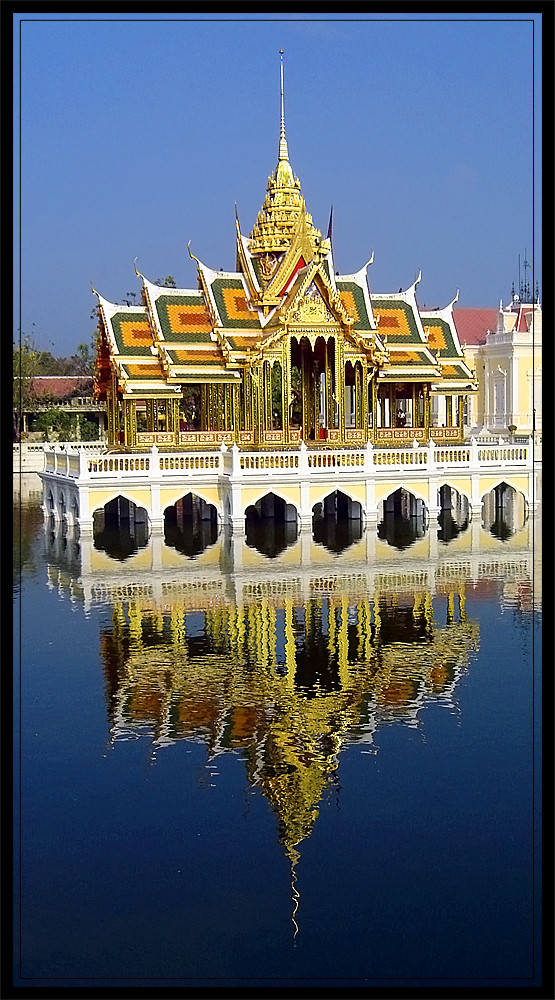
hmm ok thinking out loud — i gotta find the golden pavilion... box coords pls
[92,54,477,453]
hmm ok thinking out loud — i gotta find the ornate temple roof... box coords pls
[92,52,477,400]
[420,294,477,387]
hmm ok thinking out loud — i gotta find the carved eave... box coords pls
[235,214,260,300]
[187,249,233,364]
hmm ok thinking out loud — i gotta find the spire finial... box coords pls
[279,48,289,162]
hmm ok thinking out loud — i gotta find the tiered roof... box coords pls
[93,55,476,399]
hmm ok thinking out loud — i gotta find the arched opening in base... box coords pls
[164,493,219,557]
[312,490,363,554]
[482,482,528,540]
[245,493,298,557]
[93,495,149,560]
[377,488,427,551]
[438,485,470,542]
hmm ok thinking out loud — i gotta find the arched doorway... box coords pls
[438,485,470,542]
[245,492,298,557]
[93,495,149,560]
[312,489,363,553]
[377,488,427,550]
[164,493,219,556]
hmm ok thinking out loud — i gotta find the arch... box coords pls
[242,489,300,524]
[92,493,150,559]
[245,491,298,557]
[378,483,430,513]
[88,490,153,525]
[437,484,470,542]
[377,487,428,551]
[479,476,531,508]
[481,480,528,538]
[164,491,219,556]
[161,489,222,524]
[312,488,364,521]
[312,488,364,554]
[245,490,299,524]
[437,478,472,507]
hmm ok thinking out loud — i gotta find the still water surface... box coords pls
[13,476,542,988]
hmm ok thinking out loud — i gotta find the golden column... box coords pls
[123,397,134,448]
[335,337,345,440]
[457,395,465,439]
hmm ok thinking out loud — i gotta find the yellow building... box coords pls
[455,292,542,439]
[92,54,477,453]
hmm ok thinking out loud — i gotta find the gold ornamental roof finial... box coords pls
[249,50,323,258]
[279,48,289,163]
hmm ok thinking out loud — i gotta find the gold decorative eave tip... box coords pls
[187,240,202,267]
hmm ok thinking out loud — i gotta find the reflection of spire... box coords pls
[289,846,300,943]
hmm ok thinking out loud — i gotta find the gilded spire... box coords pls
[279,49,288,163]
[249,50,324,261]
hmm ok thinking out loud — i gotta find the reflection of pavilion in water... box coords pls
[43,513,540,883]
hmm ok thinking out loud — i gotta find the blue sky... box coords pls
[14,13,541,356]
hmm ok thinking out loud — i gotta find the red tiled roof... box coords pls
[32,376,94,399]
[452,308,498,347]
[517,308,531,332]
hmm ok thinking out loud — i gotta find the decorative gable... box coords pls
[289,281,334,323]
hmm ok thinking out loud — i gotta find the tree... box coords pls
[35,350,61,375]
[34,408,73,441]
[13,336,39,440]
[34,409,99,442]
[66,331,98,375]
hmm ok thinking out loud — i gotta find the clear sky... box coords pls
[14,12,541,356]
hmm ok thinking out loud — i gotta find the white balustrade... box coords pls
[40,437,532,489]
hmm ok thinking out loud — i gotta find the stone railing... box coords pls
[14,441,106,473]
[39,435,534,487]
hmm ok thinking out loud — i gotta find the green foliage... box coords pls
[13,337,39,439]
[34,408,73,441]
[35,351,61,375]
[34,409,99,442]
[79,417,99,441]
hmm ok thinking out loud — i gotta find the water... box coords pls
[13,475,542,988]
